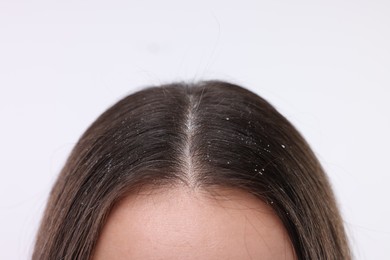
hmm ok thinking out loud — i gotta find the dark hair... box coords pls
[33,80,351,259]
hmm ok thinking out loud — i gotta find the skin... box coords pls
[92,185,296,260]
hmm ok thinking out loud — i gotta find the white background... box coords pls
[1,0,389,259]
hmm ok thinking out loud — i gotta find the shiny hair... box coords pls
[33,80,351,259]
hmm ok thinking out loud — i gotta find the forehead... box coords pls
[92,186,295,260]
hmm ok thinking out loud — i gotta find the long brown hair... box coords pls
[33,80,351,259]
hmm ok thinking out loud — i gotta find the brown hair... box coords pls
[33,80,351,259]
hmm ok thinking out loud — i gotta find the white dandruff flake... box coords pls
[226,117,229,120]
[281,144,286,148]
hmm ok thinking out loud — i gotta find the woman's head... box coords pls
[33,80,351,259]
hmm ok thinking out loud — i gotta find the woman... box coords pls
[32,80,352,259]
